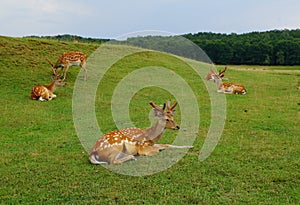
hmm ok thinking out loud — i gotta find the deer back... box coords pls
[31,85,50,100]
[54,51,87,67]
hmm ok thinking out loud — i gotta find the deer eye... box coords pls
[166,119,170,122]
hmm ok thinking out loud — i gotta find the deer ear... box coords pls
[153,108,164,117]
[209,67,215,73]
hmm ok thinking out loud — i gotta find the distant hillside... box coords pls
[25,34,109,44]
[0,36,98,81]
[22,29,300,65]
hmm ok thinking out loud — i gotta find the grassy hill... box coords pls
[0,36,299,204]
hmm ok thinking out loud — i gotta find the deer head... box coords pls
[150,101,180,130]
[206,66,227,81]
[50,75,65,87]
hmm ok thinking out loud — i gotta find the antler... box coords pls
[165,100,178,110]
[149,102,164,112]
[169,102,178,110]
[166,101,170,110]
[45,57,54,67]
[209,66,217,75]
[219,66,227,78]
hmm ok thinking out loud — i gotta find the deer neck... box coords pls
[216,80,223,91]
[46,81,56,92]
[145,118,166,143]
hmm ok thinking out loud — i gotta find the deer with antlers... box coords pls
[206,66,227,81]
[45,51,87,81]
[207,67,246,94]
[89,101,193,165]
[30,75,65,101]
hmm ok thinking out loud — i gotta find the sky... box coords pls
[1,0,300,39]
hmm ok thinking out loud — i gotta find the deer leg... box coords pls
[112,152,136,164]
[30,91,37,100]
[45,92,56,100]
[62,66,69,81]
[90,150,136,165]
[49,92,56,99]
[42,93,53,101]
[138,146,160,156]
[81,62,87,80]
[89,151,109,164]
[153,144,193,151]
[38,97,46,101]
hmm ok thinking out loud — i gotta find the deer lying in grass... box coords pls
[45,51,87,81]
[217,81,247,94]
[30,76,65,101]
[89,101,193,165]
[207,67,247,94]
[206,66,227,81]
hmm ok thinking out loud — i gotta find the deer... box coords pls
[217,81,247,94]
[206,66,227,81]
[30,75,65,101]
[207,67,247,94]
[89,101,193,165]
[45,51,87,81]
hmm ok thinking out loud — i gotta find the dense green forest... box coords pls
[26,29,300,65]
[183,29,300,65]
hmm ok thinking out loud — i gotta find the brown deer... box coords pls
[206,66,227,81]
[46,51,87,81]
[207,67,246,94]
[30,75,65,101]
[89,101,193,165]
[217,81,247,94]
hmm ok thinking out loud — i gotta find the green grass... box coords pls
[0,36,299,204]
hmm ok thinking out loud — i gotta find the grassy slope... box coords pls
[0,36,299,204]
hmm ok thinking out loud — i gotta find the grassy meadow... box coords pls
[0,36,299,204]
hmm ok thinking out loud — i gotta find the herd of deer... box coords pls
[30,51,87,101]
[29,51,247,165]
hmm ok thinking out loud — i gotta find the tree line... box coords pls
[26,29,300,65]
[26,34,109,44]
[183,29,300,65]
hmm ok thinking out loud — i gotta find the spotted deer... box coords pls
[89,101,193,165]
[45,51,87,81]
[207,67,246,94]
[30,75,65,101]
[217,81,247,94]
[206,66,227,81]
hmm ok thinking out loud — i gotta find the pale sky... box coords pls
[1,0,299,39]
